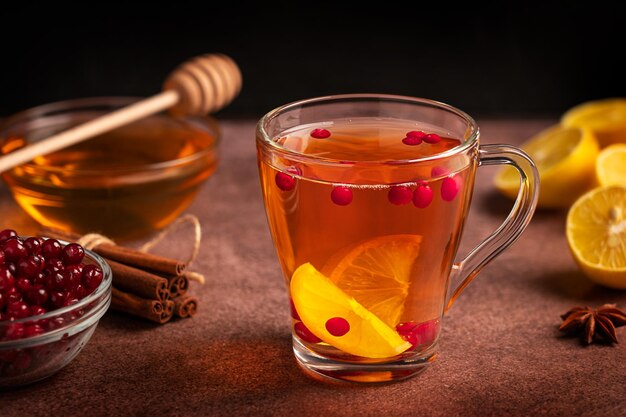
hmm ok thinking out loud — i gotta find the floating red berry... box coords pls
[402,136,422,146]
[290,299,300,321]
[431,166,450,178]
[331,186,353,206]
[294,321,322,343]
[441,176,460,201]
[396,319,439,348]
[310,128,331,139]
[406,130,426,139]
[325,317,350,336]
[388,186,413,205]
[413,183,433,208]
[423,133,441,144]
[275,172,296,191]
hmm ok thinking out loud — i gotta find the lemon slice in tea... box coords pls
[494,124,599,208]
[566,186,626,289]
[324,234,422,328]
[290,263,412,359]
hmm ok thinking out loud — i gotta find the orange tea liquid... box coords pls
[259,119,475,361]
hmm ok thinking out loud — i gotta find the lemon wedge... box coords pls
[290,263,412,358]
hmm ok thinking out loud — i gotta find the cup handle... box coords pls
[445,144,540,311]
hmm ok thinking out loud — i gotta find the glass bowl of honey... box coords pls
[0,97,219,240]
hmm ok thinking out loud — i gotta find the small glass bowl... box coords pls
[0,97,220,240]
[0,244,112,388]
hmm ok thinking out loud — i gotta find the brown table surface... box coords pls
[1,119,625,417]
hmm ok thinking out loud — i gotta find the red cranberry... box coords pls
[7,301,30,319]
[431,166,450,177]
[396,319,440,348]
[46,316,65,331]
[33,272,46,286]
[17,254,44,278]
[71,284,87,300]
[6,262,17,276]
[388,185,413,205]
[41,239,63,259]
[331,186,353,206]
[0,292,4,309]
[3,238,27,262]
[63,265,82,288]
[0,229,17,243]
[0,250,4,264]
[15,277,32,294]
[24,324,44,338]
[49,291,67,309]
[4,322,25,340]
[31,305,47,316]
[275,171,296,191]
[407,130,426,139]
[289,299,300,321]
[294,321,322,343]
[23,237,43,255]
[27,285,49,306]
[44,258,65,275]
[63,296,80,307]
[441,176,460,201]
[325,317,350,336]
[423,133,441,144]
[46,271,66,291]
[413,183,433,208]
[81,264,103,290]
[62,243,85,265]
[0,265,15,293]
[402,136,422,146]
[310,128,331,139]
[4,286,22,304]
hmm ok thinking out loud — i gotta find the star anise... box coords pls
[559,304,626,344]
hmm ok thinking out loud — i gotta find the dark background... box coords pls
[2,2,626,119]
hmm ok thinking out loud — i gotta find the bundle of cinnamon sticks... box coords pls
[42,229,198,324]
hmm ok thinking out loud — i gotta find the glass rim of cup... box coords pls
[256,93,480,167]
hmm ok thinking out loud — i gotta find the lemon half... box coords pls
[566,186,626,289]
[495,124,599,208]
[562,98,626,147]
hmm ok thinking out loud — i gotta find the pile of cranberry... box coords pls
[0,229,104,340]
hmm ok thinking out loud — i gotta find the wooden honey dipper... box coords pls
[0,54,242,172]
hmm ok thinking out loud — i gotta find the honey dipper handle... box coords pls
[0,90,178,173]
[0,53,242,173]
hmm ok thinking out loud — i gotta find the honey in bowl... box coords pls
[0,98,218,240]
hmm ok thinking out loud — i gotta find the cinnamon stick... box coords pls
[93,244,186,276]
[173,296,198,318]
[108,260,170,301]
[167,274,189,298]
[40,227,186,276]
[111,288,173,324]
